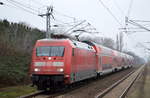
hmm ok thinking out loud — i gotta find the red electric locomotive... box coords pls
[30,39,133,90]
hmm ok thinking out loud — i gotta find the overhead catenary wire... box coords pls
[125,0,134,33]
[54,9,76,19]
[73,24,90,31]
[120,27,147,30]
[4,0,47,25]
[5,0,86,31]
[1,2,21,11]
[128,20,150,32]
[124,31,149,53]
[127,0,134,18]
[13,0,41,10]
[112,0,125,16]
[129,19,150,29]
[53,9,86,28]
[136,42,150,51]
[124,19,150,35]
[124,0,136,35]
[6,0,37,15]
[9,0,39,13]
[31,0,46,7]
[97,0,123,26]
[130,20,150,23]
[5,0,48,22]
[65,20,86,35]
[4,0,99,36]
[54,19,79,26]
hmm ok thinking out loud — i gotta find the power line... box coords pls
[112,0,125,16]
[130,20,150,23]
[122,31,149,33]
[66,20,86,35]
[31,0,46,7]
[6,0,37,15]
[97,0,122,26]
[4,0,46,23]
[54,19,78,26]
[54,9,76,19]
[5,0,86,33]
[127,0,134,18]
[9,0,39,13]
[125,0,134,34]
[120,27,147,30]
[128,20,150,32]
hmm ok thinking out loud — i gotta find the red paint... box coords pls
[30,39,134,85]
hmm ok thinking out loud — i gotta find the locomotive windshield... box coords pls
[36,46,65,57]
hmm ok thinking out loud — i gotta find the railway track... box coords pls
[19,90,62,98]
[19,91,45,98]
[19,66,139,98]
[95,64,145,98]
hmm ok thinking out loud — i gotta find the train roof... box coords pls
[37,38,70,42]
[36,39,134,59]
[81,40,134,59]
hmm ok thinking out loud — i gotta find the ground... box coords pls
[0,85,36,98]
[127,64,150,98]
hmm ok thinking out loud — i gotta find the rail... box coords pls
[119,65,144,98]
[19,90,45,98]
[95,65,145,98]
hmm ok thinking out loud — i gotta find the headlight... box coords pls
[34,68,40,72]
[48,57,51,60]
[57,68,64,72]
[53,62,64,66]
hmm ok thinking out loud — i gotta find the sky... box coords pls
[0,0,150,59]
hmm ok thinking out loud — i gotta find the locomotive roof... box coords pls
[37,38,95,51]
[37,38,70,42]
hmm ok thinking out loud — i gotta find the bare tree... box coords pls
[124,51,145,65]
[100,37,115,49]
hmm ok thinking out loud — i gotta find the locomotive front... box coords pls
[30,39,71,90]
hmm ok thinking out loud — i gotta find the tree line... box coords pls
[0,19,45,87]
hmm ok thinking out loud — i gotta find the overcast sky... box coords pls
[0,0,150,58]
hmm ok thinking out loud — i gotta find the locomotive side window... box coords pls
[36,46,65,57]
[72,41,95,51]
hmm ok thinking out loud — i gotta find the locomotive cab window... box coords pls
[36,46,65,57]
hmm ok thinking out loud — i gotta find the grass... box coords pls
[0,85,36,98]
